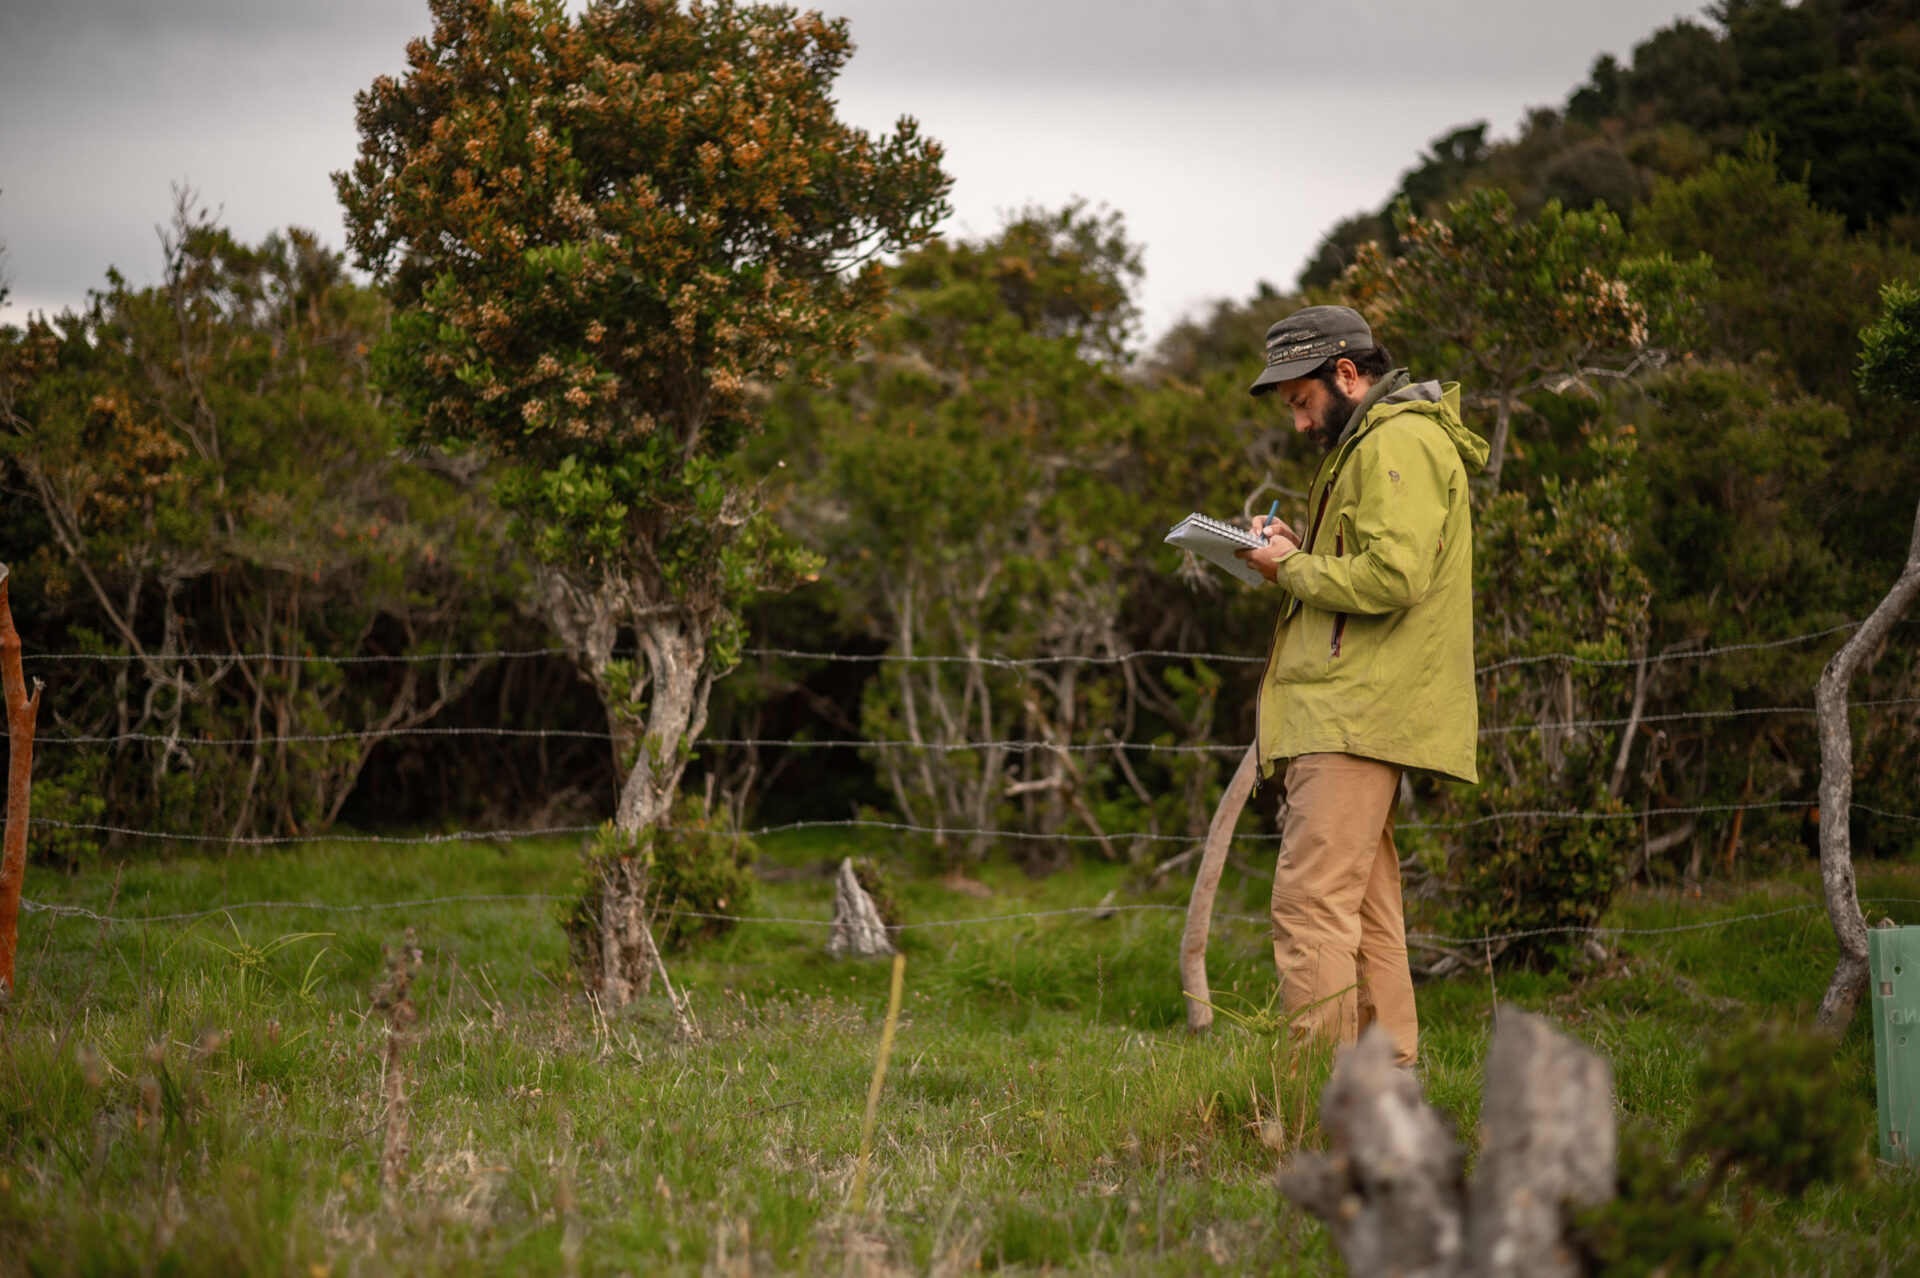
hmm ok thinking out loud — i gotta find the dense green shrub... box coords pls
[562,803,757,961]
[1431,430,1649,954]
[0,202,512,850]
[1577,1021,1868,1276]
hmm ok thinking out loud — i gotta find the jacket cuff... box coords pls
[1273,549,1313,592]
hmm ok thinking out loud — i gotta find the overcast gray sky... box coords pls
[0,0,1710,343]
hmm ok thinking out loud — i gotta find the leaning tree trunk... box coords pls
[534,565,714,838]
[595,615,711,1011]
[1814,493,1920,1031]
[611,615,711,836]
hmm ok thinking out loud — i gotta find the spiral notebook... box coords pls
[1164,513,1266,587]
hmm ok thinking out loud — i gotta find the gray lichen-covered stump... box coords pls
[1279,1028,1466,1276]
[1469,1011,1616,1277]
[827,857,896,959]
[1280,1009,1615,1278]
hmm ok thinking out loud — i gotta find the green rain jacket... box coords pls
[1257,370,1489,785]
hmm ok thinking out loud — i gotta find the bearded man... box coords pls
[1235,305,1487,1068]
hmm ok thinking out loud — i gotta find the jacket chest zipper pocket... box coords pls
[1330,524,1348,658]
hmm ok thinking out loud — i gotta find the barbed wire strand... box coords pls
[1469,621,1870,675]
[39,695,1920,750]
[722,801,1828,842]
[1479,696,1920,738]
[25,820,603,846]
[23,647,571,665]
[19,893,1919,951]
[21,645,1261,668]
[19,616,1889,675]
[19,893,575,924]
[42,727,623,747]
[26,797,1885,851]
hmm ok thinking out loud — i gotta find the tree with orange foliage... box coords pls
[336,0,950,838]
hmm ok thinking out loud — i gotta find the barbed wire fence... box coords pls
[22,795,1919,850]
[18,619,1916,768]
[9,615,1918,955]
[19,885,1920,958]
[29,695,1920,750]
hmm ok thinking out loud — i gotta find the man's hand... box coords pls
[1236,539,1298,582]
[1249,514,1299,547]
[1236,515,1300,584]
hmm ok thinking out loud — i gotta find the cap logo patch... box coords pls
[1264,334,1345,367]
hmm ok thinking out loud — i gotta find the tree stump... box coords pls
[1280,1009,1616,1278]
[1279,1029,1466,1278]
[1467,1011,1616,1277]
[827,857,896,959]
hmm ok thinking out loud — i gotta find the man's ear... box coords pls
[1335,357,1362,395]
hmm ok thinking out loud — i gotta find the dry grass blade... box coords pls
[849,951,906,1217]
[373,928,423,1198]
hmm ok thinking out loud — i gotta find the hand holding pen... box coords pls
[1251,499,1300,548]
[1236,500,1301,583]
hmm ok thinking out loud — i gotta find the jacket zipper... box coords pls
[1330,523,1348,657]
[1304,469,1338,553]
[1284,460,1339,624]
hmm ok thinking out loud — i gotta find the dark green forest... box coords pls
[3,0,1919,953]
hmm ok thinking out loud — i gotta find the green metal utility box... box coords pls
[1868,925,1920,1165]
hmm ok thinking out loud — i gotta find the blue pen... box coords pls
[1263,499,1280,544]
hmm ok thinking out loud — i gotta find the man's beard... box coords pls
[1303,384,1361,453]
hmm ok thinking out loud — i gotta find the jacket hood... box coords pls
[1375,378,1488,475]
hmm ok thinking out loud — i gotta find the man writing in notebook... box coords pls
[1233,305,1487,1069]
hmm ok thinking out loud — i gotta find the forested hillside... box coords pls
[1298,0,1920,286]
[2,0,1916,954]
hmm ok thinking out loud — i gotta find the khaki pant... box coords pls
[1271,753,1418,1067]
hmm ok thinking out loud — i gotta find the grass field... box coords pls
[2,833,1918,1275]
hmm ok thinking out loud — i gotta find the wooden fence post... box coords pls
[0,562,46,1000]
[1181,743,1260,1032]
